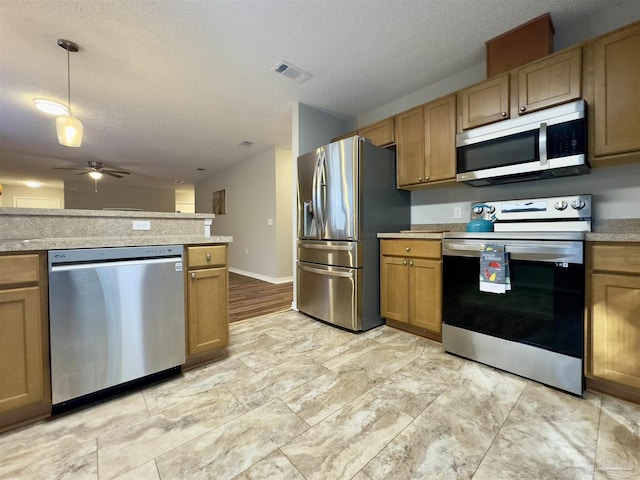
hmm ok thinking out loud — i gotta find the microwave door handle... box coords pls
[539,122,548,167]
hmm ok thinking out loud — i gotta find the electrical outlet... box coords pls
[245,248,249,255]
[454,207,462,219]
[267,218,273,226]
[132,220,151,230]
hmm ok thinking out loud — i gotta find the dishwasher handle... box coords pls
[50,256,182,272]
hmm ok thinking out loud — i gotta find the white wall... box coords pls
[354,2,640,226]
[194,147,293,283]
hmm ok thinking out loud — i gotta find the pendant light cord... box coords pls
[67,49,72,116]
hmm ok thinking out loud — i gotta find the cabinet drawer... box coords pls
[0,255,40,287]
[380,239,441,259]
[187,245,227,268]
[592,244,640,274]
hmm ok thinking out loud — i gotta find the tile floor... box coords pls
[2,310,640,480]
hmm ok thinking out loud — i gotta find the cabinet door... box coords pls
[0,287,44,414]
[460,74,510,130]
[359,117,394,147]
[517,47,582,114]
[592,273,640,389]
[409,259,442,334]
[188,267,229,355]
[396,106,425,187]
[593,23,640,157]
[424,94,456,182]
[380,255,409,323]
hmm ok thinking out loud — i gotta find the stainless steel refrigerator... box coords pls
[297,135,410,331]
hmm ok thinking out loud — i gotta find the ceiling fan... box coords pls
[53,160,130,179]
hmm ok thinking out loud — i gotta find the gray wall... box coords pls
[195,147,293,283]
[0,183,65,208]
[353,1,640,225]
[64,180,175,212]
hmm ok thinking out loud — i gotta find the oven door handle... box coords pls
[443,242,582,263]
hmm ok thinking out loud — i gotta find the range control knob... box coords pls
[571,199,586,210]
[554,200,568,211]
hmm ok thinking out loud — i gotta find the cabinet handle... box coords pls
[206,253,212,261]
[423,176,429,182]
[191,272,196,279]
[520,106,526,112]
[409,261,414,267]
[405,246,410,252]
[418,177,423,182]
[501,112,507,117]
[403,260,407,266]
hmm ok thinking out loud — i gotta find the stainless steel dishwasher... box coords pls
[48,245,186,407]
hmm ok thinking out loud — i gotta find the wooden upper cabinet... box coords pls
[592,22,640,158]
[359,117,395,147]
[517,47,582,114]
[459,74,510,130]
[424,94,456,182]
[396,95,456,189]
[396,106,425,187]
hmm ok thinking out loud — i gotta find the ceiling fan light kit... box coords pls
[56,38,83,147]
[33,99,69,116]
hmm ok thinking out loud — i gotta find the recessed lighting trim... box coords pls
[33,99,69,116]
[174,180,185,184]
[25,181,42,188]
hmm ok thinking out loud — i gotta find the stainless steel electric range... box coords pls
[442,194,591,395]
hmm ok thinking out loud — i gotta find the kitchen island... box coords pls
[0,207,233,431]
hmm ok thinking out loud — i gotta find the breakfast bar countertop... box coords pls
[0,235,233,253]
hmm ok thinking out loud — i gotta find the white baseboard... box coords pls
[229,267,293,285]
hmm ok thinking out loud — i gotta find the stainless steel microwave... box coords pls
[456,100,588,186]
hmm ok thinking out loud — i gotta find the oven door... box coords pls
[442,238,585,394]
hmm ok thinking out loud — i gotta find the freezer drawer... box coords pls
[297,240,361,268]
[297,261,362,331]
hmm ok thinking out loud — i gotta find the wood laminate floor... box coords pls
[228,272,293,323]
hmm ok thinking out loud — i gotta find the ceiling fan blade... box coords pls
[103,169,130,175]
[53,167,87,171]
[104,171,124,178]
[76,171,90,176]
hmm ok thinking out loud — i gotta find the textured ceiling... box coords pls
[0,0,626,190]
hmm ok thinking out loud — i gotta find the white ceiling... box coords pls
[0,0,626,190]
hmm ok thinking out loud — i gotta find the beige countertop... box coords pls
[0,207,215,219]
[0,235,233,253]
[379,231,640,243]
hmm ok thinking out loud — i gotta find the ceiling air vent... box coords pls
[271,61,313,83]
[238,141,254,147]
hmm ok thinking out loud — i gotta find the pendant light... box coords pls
[55,39,83,147]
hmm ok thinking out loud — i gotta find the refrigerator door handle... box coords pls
[311,149,323,238]
[315,148,327,236]
[298,263,354,278]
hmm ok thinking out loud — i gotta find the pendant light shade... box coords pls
[56,115,83,147]
[56,39,83,147]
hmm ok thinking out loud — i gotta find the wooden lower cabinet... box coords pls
[380,239,442,340]
[185,245,229,366]
[0,254,50,431]
[587,243,640,403]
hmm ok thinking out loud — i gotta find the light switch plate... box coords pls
[454,207,462,219]
[132,220,151,230]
